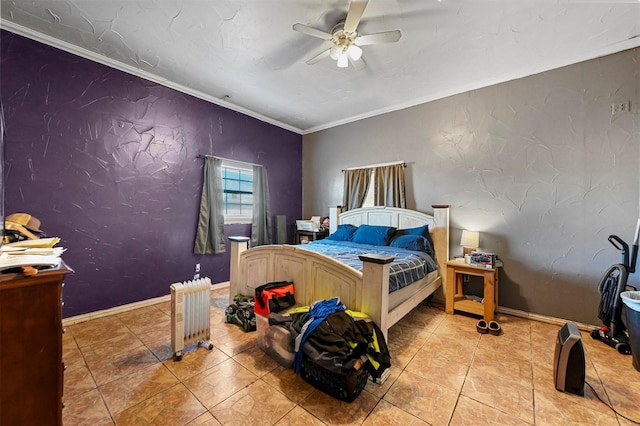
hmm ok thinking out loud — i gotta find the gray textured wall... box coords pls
[303,48,640,325]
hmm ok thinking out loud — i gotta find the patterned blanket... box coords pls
[297,239,438,293]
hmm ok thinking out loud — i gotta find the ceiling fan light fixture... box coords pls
[329,46,341,60]
[337,53,349,68]
[347,44,363,61]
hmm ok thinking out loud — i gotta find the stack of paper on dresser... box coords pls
[0,238,65,271]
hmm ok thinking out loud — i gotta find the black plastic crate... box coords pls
[300,356,369,402]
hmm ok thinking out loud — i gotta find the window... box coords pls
[221,160,253,223]
[362,169,375,208]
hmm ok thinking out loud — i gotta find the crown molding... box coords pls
[0,20,303,135]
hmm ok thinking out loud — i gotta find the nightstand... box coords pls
[445,259,499,321]
[295,229,328,244]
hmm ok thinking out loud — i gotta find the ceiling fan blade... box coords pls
[306,49,331,65]
[348,56,366,71]
[355,30,402,46]
[343,0,369,34]
[292,23,332,40]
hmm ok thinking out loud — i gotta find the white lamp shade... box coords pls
[460,230,479,249]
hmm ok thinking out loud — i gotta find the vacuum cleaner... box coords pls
[591,219,640,354]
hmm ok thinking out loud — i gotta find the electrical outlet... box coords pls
[611,101,630,115]
[193,273,200,279]
[195,263,200,273]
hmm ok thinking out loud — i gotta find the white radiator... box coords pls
[170,277,213,361]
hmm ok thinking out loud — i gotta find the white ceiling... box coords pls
[2,1,639,134]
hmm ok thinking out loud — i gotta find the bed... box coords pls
[228,205,450,340]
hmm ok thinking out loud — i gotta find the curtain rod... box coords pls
[196,154,262,168]
[342,161,406,172]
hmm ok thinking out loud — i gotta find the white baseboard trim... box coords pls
[62,281,230,326]
[496,306,597,332]
[63,282,597,332]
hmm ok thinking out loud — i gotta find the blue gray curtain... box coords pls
[251,165,272,246]
[194,157,226,254]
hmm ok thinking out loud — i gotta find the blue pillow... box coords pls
[351,224,396,246]
[390,235,432,254]
[396,225,429,238]
[327,224,357,241]
[395,225,434,253]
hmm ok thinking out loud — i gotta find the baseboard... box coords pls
[431,300,597,331]
[62,281,230,326]
[63,282,596,332]
[496,306,597,332]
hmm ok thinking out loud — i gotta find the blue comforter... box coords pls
[296,239,438,293]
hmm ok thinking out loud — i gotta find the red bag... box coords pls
[254,281,295,316]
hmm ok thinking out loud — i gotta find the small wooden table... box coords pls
[445,259,499,321]
[295,229,328,244]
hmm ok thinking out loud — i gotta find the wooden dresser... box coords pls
[0,264,71,426]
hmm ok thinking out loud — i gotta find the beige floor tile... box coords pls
[470,346,533,388]
[383,370,458,425]
[62,387,113,426]
[405,347,470,392]
[113,383,207,425]
[69,316,131,348]
[433,314,484,342]
[118,305,170,335]
[364,365,402,398]
[386,323,431,368]
[83,344,161,386]
[395,304,446,333]
[597,373,640,423]
[449,395,531,426]
[533,388,620,426]
[361,399,429,425]
[162,345,230,380]
[300,388,379,425]
[64,364,98,400]
[61,298,640,426]
[233,345,280,377]
[262,365,316,404]
[64,340,88,372]
[186,411,223,425]
[99,363,179,414]
[419,333,478,366]
[208,380,296,425]
[80,329,146,359]
[212,325,257,357]
[137,325,175,362]
[493,313,532,340]
[274,406,326,425]
[462,367,534,423]
[183,358,258,409]
[475,330,532,361]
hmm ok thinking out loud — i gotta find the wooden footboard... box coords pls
[228,205,449,340]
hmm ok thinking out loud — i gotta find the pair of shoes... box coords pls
[476,320,489,334]
[488,320,501,335]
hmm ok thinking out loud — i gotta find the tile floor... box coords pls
[62,287,640,425]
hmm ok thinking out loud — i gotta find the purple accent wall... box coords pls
[1,30,302,317]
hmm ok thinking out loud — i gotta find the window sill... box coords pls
[225,217,252,225]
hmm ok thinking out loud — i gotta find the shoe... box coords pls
[488,320,502,335]
[476,320,489,334]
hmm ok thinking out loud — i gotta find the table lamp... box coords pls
[460,230,479,256]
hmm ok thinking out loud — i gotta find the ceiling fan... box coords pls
[293,0,402,69]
